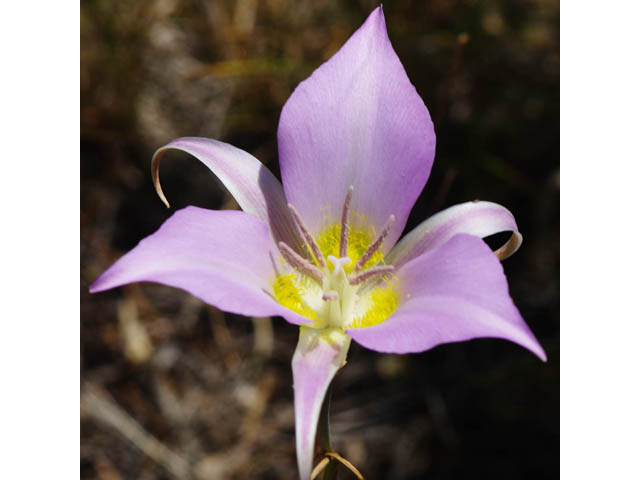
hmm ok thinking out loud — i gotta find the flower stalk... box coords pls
[313,383,366,479]
[315,387,338,479]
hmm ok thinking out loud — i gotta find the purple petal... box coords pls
[348,234,546,361]
[277,7,435,250]
[153,137,303,252]
[387,201,523,270]
[90,207,309,326]
[292,328,351,480]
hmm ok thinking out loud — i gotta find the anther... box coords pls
[322,290,339,301]
[269,251,281,276]
[288,204,326,268]
[339,186,354,258]
[278,242,323,280]
[353,214,395,273]
[349,265,395,285]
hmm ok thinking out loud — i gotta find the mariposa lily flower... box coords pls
[91,7,545,479]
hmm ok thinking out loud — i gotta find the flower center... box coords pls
[272,186,398,330]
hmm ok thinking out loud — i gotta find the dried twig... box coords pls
[81,382,191,479]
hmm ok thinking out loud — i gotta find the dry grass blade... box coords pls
[81,382,191,479]
[310,457,331,480]
[325,452,365,479]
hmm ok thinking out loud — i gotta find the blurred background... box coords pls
[81,0,559,478]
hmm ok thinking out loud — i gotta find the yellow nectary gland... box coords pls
[349,284,398,329]
[315,224,385,273]
[272,274,317,320]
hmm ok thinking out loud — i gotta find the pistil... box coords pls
[327,255,351,278]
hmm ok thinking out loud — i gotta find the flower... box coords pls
[91,7,545,479]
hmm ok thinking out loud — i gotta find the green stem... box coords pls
[317,386,333,451]
[317,386,338,480]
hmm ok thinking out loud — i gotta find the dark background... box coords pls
[81,0,559,478]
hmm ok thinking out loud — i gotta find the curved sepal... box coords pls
[152,137,303,251]
[387,201,523,269]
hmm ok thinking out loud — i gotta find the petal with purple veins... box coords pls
[277,7,435,250]
[90,206,310,326]
[349,234,546,361]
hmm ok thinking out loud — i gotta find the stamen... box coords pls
[288,204,326,268]
[322,290,339,301]
[353,215,395,273]
[278,242,323,280]
[349,265,395,285]
[339,186,354,257]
